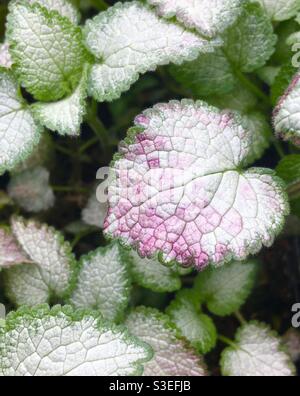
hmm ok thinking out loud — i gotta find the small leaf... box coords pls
[0,228,30,269]
[273,71,300,145]
[0,43,12,69]
[0,72,41,174]
[271,63,296,105]
[147,0,243,38]
[82,191,108,229]
[276,154,300,185]
[166,289,217,354]
[70,243,131,322]
[28,0,80,24]
[223,2,277,73]
[129,250,181,293]
[9,216,76,303]
[282,329,300,362]
[7,1,86,101]
[194,260,258,316]
[84,1,219,102]
[221,321,296,376]
[31,67,88,136]
[251,0,300,21]
[8,166,55,212]
[104,100,288,269]
[0,305,152,376]
[257,65,280,86]
[126,307,207,376]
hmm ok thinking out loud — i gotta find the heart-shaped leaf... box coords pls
[104,100,288,269]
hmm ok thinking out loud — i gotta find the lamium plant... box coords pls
[0,0,299,377]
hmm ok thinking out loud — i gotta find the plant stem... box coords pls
[272,139,285,159]
[287,182,300,201]
[86,107,111,149]
[235,70,270,106]
[52,185,88,194]
[71,229,98,249]
[218,335,238,349]
[234,311,247,325]
[89,0,109,11]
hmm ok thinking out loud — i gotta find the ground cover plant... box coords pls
[0,0,299,377]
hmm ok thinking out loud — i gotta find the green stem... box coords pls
[89,0,109,11]
[86,108,111,149]
[273,140,286,159]
[235,70,271,106]
[234,311,247,325]
[287,182,300,201]
[218,335,238,349]
[71,229,98,249]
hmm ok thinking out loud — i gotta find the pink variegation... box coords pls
[0,228,30,268]
[104,100,288,270]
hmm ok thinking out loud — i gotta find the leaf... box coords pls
[84,1,220,102]
[276,155,300,185]
[273,71,300,145]
[82,191,108,229]
[221,321,296,376]
[251,0,300,21]
[0,71,41,174]
[10,216,76,302]
[147,0,243,38]
[7,1,86,101]
[104,100,289,269]
[0,305,152,376]
[282,329,300,362]
[28,0,80,24]
[257,65,280,86]
[169,48,237,97]
[126,307,207,376]
[0,228,30,269]
[31,67,88,136]
[70,243,131,322]
[7,166,55,212]
[166,289,217,354]
[0,43,12,69]
[194,260,258,316]
[271,63,296,105]
[223,2,277,73]
[129,250,181,293]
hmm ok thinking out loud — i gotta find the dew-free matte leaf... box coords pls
[129,250,181,293]
[251,0,300,21]
[32,70,88,136]
[82,191,108,229]
[274,72,300,145]
[84,1,219,102]
[104,100,288,269]
[147,0,243,38]
[11,217,76,300]
[0,72,41,174]
[271,64,296,106]
[276,155,300,186]
[221,322,295,376]
[224,3,277,73]
[195,260,258,316]
[0,305,152,376]
[8,166,55,212]
[126,307,207,376]
[7,1,85,101]
[28,0,80,24]
[167,289,217,354]
[0,229,29,268]
[70,244,131,322]
[0,43,12,69]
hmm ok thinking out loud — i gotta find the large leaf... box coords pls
[28,0,80,24]
[0,72,41,174]
[0,305,152,376]
[126,307,207,376]
[7,1,86,101]
[84,1,219,102]
[221,322,295,376]
[104,100,288,269]
[147,0,243,38]
[70,243,131,322]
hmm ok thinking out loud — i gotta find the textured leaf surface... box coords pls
[82,191,108,229]
[195,260,258,316]
[274,72,300,145]
[221,322,295,376]
[276,155,300,186]
[147,0,243,38]
[11,217,75,300]
[0,305,152,376]
[8,166,55,212]
[0,228,29,269]
[251,0,300,21]
[31,69,88,136]
[7,1,85,101]
[28,0,80,24]
[0,43,12,69]
[104,100,288,269]
[167,289,217,354]
[0,72,41,174]
[70,244,131,322]
[271,64,296,106]
[126,307,207,376]
[129,250,181,293]
[84,1,219,102]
